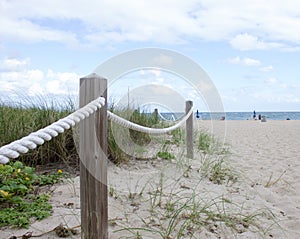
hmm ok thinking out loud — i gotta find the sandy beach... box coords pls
[1,120,300,238]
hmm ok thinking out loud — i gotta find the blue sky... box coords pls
[1,0,300,112]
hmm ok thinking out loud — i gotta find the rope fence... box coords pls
[107,106,193,135]
[0,97,193,164]
[0,74,194,238]
[0,101,193,164]
[0,97,105,164]
[157,111,176,122]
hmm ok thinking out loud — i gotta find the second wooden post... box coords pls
[186,100,194,159]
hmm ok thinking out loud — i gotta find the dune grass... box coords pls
[107,106,160,164]
[108,129,277,238]
[111,166,274,239]
[0,99,160,166]
[0,98,278,237]
[0,98,77,167]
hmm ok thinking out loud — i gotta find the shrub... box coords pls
[0,161,64,228]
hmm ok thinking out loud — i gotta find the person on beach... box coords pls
[253,110,256,120]
[196,109,200,119]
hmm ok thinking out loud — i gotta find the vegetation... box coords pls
[0,99,161,166]
[0,99,77,167]
[0,99,70,229]
[156,151,175,160]
[0,161,64,228]
[199,156,238,185]
[107,106,161,164]
[0,99,277,236]
[107,123,275,238]
[0,99,179,166]
[112,170,273,238]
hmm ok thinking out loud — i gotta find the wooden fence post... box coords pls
[186,101,193,159]
[79,73,108,239]
[154,108,159,124]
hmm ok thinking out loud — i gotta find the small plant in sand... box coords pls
[156,141,175,160]
[197,129,229,155]
[169,128,184,145]
[109,185,118,199]
[198,130,212,153]
[209,159,232,184]
[156,151,175,160]
[199,156,238,185]
[115,192,271,238]
[265,170,286,188]
[0,161,64,228]
[149,173,165,212]
[197,130,237,185]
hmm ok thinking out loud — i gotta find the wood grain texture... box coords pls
[186,100,194,159]
[79,74,108,239]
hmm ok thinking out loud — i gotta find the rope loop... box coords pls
[107,106,193,135]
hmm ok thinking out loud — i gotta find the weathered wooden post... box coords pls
[154,108,159,124]
[79,73,108,239]
[186,101,193,159]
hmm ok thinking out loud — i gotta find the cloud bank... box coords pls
[1,0,300,51]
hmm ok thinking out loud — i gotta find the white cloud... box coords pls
[0,58,79,97]
[228,56,261,66]
[229,33,284,51]
[45,71,79,95]
[28,83,44,96]
[265,77,278,84]
[230,34,267,51]
[260,66,274,72]
[1,1,300,50]
[253,92,300,104]
[27,70,44,82]
[227,56,240,64]
[243,57,261,66]
[222,79,300,110]
[1,58,30,71]
[46,80,65,95]
[280,95,300,103]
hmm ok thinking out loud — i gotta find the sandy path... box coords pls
[1,120,300,238]
[199,120,300,238]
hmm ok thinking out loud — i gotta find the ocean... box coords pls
[159,112,300,121]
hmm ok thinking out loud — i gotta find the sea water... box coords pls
[159,112,300,121]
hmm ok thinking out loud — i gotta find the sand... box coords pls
[1,120,300,238]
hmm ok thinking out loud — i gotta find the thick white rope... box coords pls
[0,97,193,164]
[158,112,176,122]
[107,106,193,135]
[0,97,105,164]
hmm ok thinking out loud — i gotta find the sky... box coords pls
[1,0,300,112]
